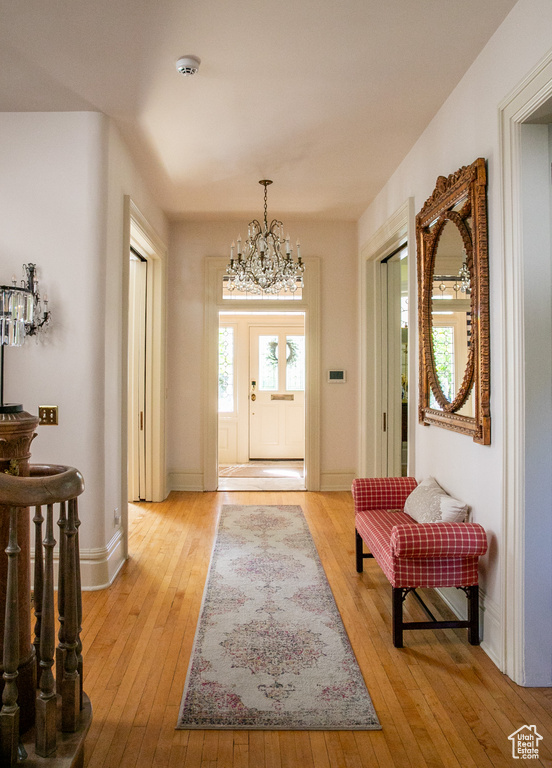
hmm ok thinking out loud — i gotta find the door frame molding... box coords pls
[359,199,415,478]
[498,50,552,685]
[382,250,405,477]
[122,198,167,553]
[204,257,320,491]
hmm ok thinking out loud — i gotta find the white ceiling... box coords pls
[0,0,518,221]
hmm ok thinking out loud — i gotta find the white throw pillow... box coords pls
[404,477,468,524]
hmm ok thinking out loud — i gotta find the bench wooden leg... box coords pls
[392,588,404,648]
[355,530,364,573]
[467,585,480,645]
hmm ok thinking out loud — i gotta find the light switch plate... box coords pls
[38,405,58,425]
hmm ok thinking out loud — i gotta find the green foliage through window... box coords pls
[431,326,455,403]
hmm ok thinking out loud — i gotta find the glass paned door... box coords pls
[218,323,238,464]
[249,326,305,459]
[218,326,235,413]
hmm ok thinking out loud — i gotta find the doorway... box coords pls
[204,256,320,491]
[381,245,408,476]
[217,312,306,490]
[123,198,167,518]
[359,199,414,479]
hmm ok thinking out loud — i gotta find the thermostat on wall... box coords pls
[328,370,347,383]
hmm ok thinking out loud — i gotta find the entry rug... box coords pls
[218,462,304,479]
[177,505,381,730]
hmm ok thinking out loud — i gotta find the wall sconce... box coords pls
[19,262,51,336]
[0,263,51,413]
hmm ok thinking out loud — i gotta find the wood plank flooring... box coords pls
[81,492,552,768]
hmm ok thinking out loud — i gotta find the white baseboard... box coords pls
[479,592,503,671]
[319,471,355,492]
[80,528,126,590]
[436,585,503,671]
[31,528,126,592]
[168,471,204,491]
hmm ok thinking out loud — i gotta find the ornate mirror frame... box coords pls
[416,158,490,444]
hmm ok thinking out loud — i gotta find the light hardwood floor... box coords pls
[81,492,552,768]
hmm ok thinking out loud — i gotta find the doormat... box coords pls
[177,505,380,730]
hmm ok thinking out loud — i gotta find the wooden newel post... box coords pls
[0,411,39,734]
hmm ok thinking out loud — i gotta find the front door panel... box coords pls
[249,327,305,459]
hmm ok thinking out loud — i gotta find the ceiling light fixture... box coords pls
[176,55,201,76]
[226,180,305,295]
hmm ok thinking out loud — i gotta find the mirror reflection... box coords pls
[430,216,474,416]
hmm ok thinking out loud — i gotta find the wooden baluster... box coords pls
[35,503,57,756]
[32,504,44,684]
[0,507,21,767]
[56,500,66,694]
[74,501,83,710]
[61,498,80,732]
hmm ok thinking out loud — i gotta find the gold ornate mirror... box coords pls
[416,158,490,444]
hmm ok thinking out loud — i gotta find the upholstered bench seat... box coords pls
[356,509,485,588]
[352,477,488,647]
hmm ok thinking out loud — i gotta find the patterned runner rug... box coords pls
[177,505,380,730]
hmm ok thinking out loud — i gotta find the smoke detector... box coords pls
[176,55,201,76]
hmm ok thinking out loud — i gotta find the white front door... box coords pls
[249,326,305,459]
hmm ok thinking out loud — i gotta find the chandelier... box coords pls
[226,180,305,295]
[458,260,471,294]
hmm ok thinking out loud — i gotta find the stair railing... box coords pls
[0,464,89,766]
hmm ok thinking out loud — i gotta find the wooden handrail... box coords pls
[0,465,84,507]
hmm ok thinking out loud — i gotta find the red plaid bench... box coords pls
[352,476,488,647]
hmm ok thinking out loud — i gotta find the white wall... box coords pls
[0,111,167,588]
[357,0,552,681]
[1,111,107,555]
[167,218,358,489]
